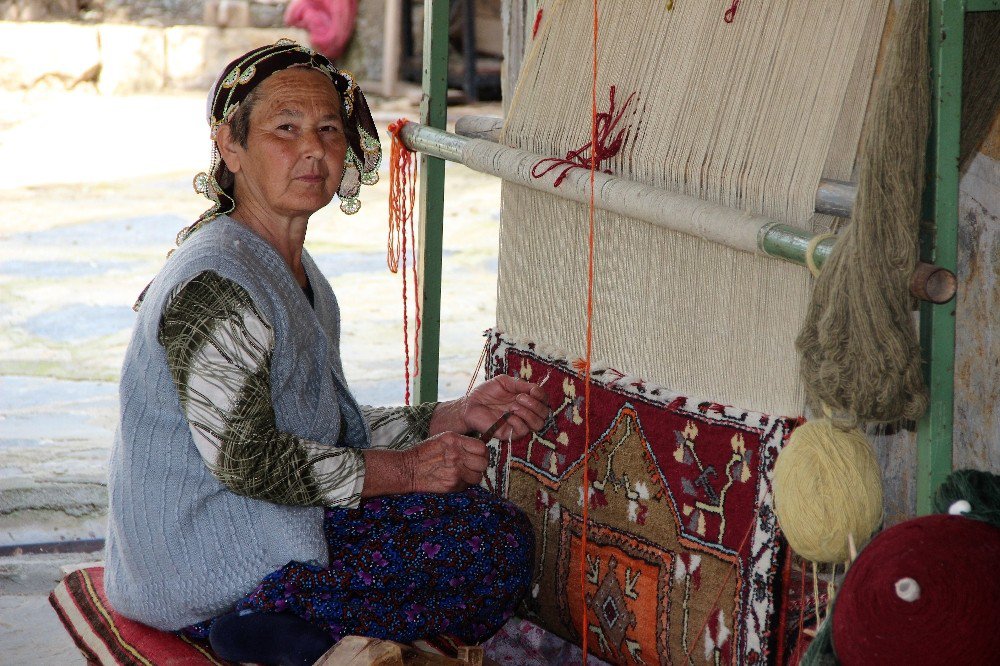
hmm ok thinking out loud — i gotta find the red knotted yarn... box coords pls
[832,514,1000,665]
[387,119,421,405]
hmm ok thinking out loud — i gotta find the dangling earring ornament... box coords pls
[338,153,363,214]
[340,196,361,215]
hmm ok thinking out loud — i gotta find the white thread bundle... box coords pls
[497,0,888,416]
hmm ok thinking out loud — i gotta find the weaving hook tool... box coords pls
[479,411,512,443]
[478,370,552,442]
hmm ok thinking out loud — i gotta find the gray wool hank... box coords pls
[796,0,929,426]
[960,11,1000,172]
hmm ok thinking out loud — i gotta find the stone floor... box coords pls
[0,85,505,662]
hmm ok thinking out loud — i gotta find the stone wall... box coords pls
[0,21,310,93]
[0,1,388,93]
[0,0,285,27]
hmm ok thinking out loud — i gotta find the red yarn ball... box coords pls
[833,514,1000,665]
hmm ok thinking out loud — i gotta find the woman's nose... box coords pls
[300,129,326,158]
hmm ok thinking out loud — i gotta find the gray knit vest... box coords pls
[104,215,371,630]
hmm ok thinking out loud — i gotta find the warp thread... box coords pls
[772,419,883,564]
[388,119,421,405]
[795,0,929,426]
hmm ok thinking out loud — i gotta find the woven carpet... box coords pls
[484,330,794,664]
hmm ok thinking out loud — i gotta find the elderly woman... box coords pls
[104,41,547,666]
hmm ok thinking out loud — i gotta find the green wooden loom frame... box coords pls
[411,0,999,514]
[919,0,999,513]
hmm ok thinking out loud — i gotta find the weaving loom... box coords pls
[447,1,893,663]
[498,0,888,418]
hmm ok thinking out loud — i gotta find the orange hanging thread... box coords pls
[578,0,599,662]
[387,119,422,405]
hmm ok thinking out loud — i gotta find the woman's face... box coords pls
[224,67,349,221]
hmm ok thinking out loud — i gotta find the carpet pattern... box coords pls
[484,330,794,664]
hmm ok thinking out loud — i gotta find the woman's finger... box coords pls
[514,393,550,423]
[499,414,534,439]
[460,466,484,485]
[462,452,489,474]
[457,435,488,457]
[495,374,539,397]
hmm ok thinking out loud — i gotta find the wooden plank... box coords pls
[314,635,404,665]
[313,636,487,666]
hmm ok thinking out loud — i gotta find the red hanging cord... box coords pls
[387,119,421,405]
[684,516,759,662]
[793,559,808,663]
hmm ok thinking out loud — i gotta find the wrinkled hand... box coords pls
[404,432,490,493]
[464,374,550,441]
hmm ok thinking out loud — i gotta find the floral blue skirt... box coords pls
[184,487,533,645]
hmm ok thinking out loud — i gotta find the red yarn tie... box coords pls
[531,86,636,188]
[387,119,421,405]
[724,0,741,23]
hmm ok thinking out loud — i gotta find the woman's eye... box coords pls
[320,125,341,133]
[276,124,295,132]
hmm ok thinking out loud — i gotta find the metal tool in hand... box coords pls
[479,411,512,442]
[477,370,552,443]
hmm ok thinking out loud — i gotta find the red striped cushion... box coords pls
[48,566,234,666]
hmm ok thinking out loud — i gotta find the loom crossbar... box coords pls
[399,121,954,304]
[453,115,859,218]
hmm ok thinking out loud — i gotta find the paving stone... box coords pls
[0,593,85,663]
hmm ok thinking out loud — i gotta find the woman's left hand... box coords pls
[429,375,551,440]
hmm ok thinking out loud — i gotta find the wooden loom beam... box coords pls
[399,120,956,304]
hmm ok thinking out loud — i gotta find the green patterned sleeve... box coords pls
[158,271,365,508]
[361,403,439,450]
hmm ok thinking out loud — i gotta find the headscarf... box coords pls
[179,39,381,246]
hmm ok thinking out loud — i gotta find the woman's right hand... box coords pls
[361,432,489,497]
